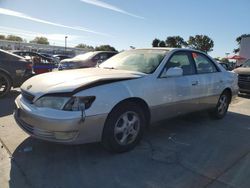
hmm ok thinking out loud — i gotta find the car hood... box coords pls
[21,68,145,97]
[234,67,250,75]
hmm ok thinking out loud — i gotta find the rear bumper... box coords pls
[14,95,108,144]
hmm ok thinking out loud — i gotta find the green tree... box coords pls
[30,36,49,45]
[95,45,117,52]
[152,38,160,47]
[75,43,94,50]
[158,41,166,47]
[234,34,250,53]
[187,35,214,53]
[220,58,230,63]
[0,35,5,40]
[165,36,187,48]
[6,35,23,42]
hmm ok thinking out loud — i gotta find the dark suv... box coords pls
[58,51,117,70]
[0,50,33,97]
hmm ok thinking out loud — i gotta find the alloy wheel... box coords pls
[217,95,228,115]
[114,111,140,146]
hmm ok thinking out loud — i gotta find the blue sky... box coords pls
[0,0,249,57]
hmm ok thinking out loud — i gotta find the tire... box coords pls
[210,91,230,119]
[102,102,146,153]
[0,72,11,98]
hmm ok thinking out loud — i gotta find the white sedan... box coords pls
[14,48,238,152]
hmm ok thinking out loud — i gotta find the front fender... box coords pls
[74,81,134,116]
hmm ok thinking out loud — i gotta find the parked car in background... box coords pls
[12,51,59,74]
[14,48,238,152]
[234,59,250,94]
[0,49,33,97]
[58,51,117,70]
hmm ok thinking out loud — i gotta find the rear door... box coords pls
[191,52,223,109]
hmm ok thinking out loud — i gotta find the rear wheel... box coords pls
[0,72,11,98]
[211,91,230,119]
[102,102,146,153]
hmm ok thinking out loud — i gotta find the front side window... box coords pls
[192,52,217,74]
[100,49,168,74]
[166,52,195,75]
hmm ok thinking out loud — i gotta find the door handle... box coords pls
[192,81,199,86]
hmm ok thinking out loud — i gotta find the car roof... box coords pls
[135,47,204,53]
[135,47,175,51]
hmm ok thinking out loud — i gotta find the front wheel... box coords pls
[102,102,146,153]
[211,91,230,119]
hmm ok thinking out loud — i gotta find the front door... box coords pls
[150,51,199,122]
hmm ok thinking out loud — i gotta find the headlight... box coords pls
[34,96,70,110]
[63,96,96,111]
[34,95,95,111]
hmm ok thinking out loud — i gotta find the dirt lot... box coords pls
[1,90,250,188]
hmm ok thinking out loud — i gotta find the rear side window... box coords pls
[166,52,195,75]
[192,53,217,74]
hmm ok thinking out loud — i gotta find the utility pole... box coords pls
[65,36,68,52]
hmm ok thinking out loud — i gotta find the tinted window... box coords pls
[107,53,116,58]
[192,52,217,74]
[93,54,100,61]
[99,53,108,60]
[166,52,195,75]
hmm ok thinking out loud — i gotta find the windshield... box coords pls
[99,49,168,74]
[242,59,250,67]
[73,52,96,60]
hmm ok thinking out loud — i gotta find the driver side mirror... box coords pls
[161,67,183,78]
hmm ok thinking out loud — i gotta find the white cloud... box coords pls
[0,8,109,36]
[0,26,85,46]
[80,0,144,19]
